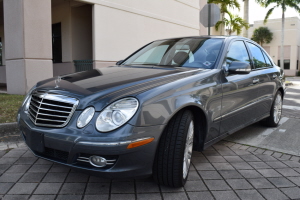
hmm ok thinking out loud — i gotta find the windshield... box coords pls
[122,38,224,69]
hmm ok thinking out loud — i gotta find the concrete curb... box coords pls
[0,122,19,137]
[285,82,293,86]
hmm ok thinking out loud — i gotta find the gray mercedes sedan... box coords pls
[18,36,285,187]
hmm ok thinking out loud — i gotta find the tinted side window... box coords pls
[226,41,251,66]
[262,51,273,67]
[247,42,266,68]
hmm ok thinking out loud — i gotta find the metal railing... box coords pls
[74,60,94,72]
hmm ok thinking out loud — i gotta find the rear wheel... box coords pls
[153,110,194,187]
[262,91,283,127]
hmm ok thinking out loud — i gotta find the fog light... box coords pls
[89,156,107,167]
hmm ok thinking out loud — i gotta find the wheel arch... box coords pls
[278,87,284,98]
[159,105,208,152]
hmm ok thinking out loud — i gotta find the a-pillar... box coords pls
[4,0,53,94]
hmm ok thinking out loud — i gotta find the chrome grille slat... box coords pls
[35,106,72,114]
[31,99,73,109]
[28,91,79,127]
[36,118,66,123]
[30,101,40,109]
[35,112,68,118]
[29,106,38,114]
[41,102,73,109]
[28,109,37,118]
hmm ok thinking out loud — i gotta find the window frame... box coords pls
[245,41,274,70]
[224,39,254,70]
[261,51,273,67]
[121,38,225,69]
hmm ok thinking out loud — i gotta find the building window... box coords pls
[278,59,290,69]
[52,23,62,63]
[297,60,299,70]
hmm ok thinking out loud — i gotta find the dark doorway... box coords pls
[52,23,62,63]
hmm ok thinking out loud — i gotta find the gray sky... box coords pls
[232,0,300,24]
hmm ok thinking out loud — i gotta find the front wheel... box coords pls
[262,91,283,127]
[153,110,194,187]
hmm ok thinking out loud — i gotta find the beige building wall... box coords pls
[77,0,201,68]
[52,2,93,76]
[4,0,53,94]
[3,0,205,93]
[0,24,6,84]
[248,17,300,76]
[52,1,72,63]
[71,5,92,60]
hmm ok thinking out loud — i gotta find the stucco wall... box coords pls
[71,5,93,60]
[53,62,75,76]
[77,0,200,63]
[52,2,72,62]
[248,17,300,76]
[4,0,53,94]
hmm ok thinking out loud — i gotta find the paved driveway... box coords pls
[226,83,300,156]
[1,141,300,200]
[1,79,300,200]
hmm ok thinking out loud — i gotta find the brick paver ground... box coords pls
[1,141,300,200]
[1,81,299,199]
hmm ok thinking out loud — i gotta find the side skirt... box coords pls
[203,113,270,150]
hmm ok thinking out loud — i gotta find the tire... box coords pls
[262,91,283,127]
[153,110,194,187]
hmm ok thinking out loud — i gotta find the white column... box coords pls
[4,0,53,94]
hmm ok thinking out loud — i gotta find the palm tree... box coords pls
[208,0,241,35]
[251,27,273,46]
[215,11,249,35]
[256,0,300,69]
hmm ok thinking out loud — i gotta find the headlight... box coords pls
[77,107,95,128]
[96,97,139,132]
[22,84,36,112]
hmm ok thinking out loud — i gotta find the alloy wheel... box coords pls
[273,94,282,124]
[183,120,194,179]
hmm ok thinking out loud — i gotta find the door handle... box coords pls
[253,78,259,84]
[272,74,277,79]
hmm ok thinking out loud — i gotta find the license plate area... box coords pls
[25,130,45,153]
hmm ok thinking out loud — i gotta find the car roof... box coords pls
[154,35,249,42]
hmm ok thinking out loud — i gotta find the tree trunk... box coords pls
[280,9,285,70]
[243,0,249,38]
[219,12,226,35]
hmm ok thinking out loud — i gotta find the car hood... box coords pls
[36,65,206,110]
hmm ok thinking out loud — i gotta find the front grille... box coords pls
[28,91,79,127]
[43,147,69,162]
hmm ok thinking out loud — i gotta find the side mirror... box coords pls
[116,60,124,65]
[228,61,251,74]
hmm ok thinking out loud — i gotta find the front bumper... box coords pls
[18,111,165,179]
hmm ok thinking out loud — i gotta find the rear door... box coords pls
[219,40,260,134]
[246,42,278,118]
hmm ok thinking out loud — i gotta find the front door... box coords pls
[219,40,260,134]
